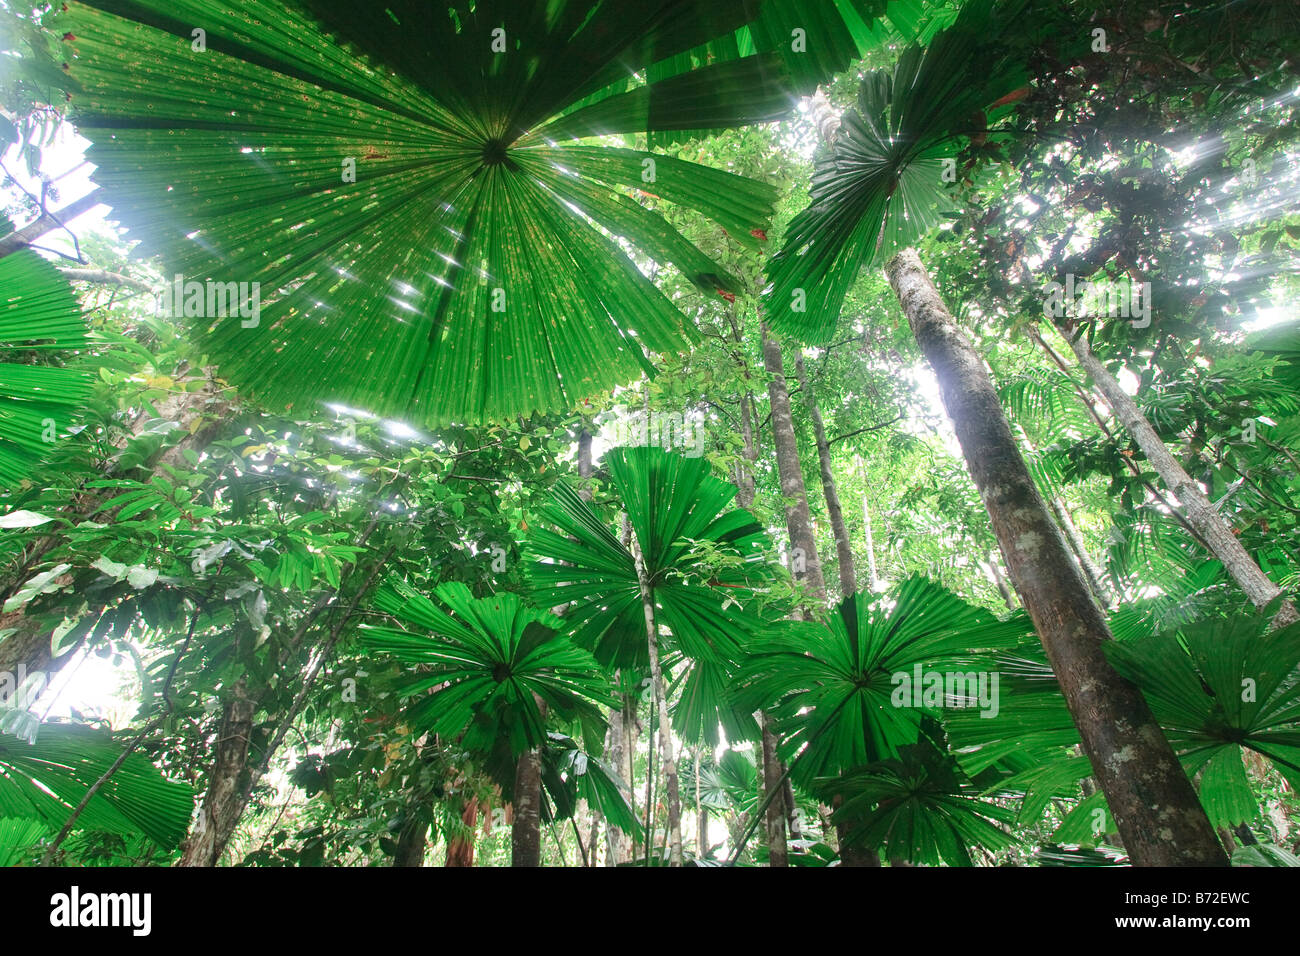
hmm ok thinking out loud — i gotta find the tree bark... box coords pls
[862,497,880,591]
[1066,331,1298,628]
[0,191,102,260]
[393,813,429,867]
[760,714,788,867]
[888,247,1226,866]
[794,354,857,598]
[761,324,828,603]
[177,679,255,867]
[511,746,543,867]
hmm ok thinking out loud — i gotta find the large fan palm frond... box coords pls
[826,730,1018,866]
[526,445,777,744]
[0,723,193,848]
[55,0,909,426]
[947,613,1300,832]
[739,576,1031,786]
[763,0,1032,343]
[362,579,612,757]
[0,240,92,488]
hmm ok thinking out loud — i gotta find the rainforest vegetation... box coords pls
[0,0,1298,872]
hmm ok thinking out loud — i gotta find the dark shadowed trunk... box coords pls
[393,814,429,867]
[794,354,857,598]
[888,247,1226,867]
[1065,331,1298,628]
[760,713,787,867]
[177,679,255,867]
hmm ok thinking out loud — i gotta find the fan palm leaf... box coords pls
[0,723,193,848]
[362,579,612,757]
[526,445,777,744]
[763,0,1032,343]
[826,732,1018,866]
[0,239,92,488]
[54,0,910,426]
[738,576,1032,786]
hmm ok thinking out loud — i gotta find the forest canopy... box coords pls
[0,0,1297,882]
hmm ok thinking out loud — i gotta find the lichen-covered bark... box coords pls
[1068,333,1298,628]
[888,248,1226,867]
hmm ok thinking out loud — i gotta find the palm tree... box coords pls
[51,0,918,427]
[527,445,779,864]
[361,579,614,866]
[760,0,1227,864]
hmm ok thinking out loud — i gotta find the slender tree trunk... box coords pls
[694,747,708,861]
[730,382,790,867]
[888,248,1226,866]
[862,497,880,590]
[760,713,788,867]
[632,539,682,866]
[604,686,628,865]
[986,549,1017,610]
[177,679,255,867]
[1048,494,1112,608]
[1065,331,1298,628]
[762,324,828,601]
[794,354,857,598]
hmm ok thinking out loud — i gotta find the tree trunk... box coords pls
[632,539,682,866]
[1048,494,1112,608]
[862,497,880,591]
[760,715,788,867]
[511,746,543,867]
[694,747,709,861]
[0,191,103,260]
[177,679,255,867]
[1065,331,1298,629]
[794,354,857,598]
[888,247,1226,866]
[393,814,429,867]
[986,549,1017,610]
[761,324,828,602]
